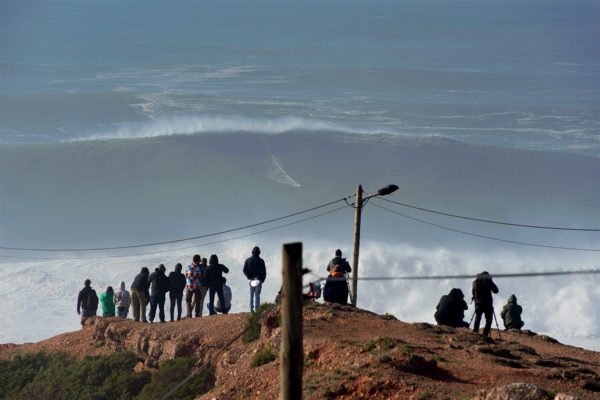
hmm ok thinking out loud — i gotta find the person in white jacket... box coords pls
[113,281,132,318]
[206,277,232,314]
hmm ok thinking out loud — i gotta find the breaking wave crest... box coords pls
[80,115,396,142]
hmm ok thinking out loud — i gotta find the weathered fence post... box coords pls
[280,242,303,400]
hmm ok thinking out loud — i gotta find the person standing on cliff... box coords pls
[130,267,150,322]
[100,286,115,317]
[168,263,187,322]
[472,271,499,336]
[186,254,207,318]
[114,281,131,318]
[147,264,171,323]
[243,246,266,313]
[204,254,229,315]
[77,279,98,324]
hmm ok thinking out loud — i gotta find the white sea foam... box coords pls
[77,115,395,142]
[0,240,597,350]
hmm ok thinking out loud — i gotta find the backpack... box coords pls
[307,282,322,299]
[87,289,99,309]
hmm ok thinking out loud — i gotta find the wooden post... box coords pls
[351,185,362,307]
[281,242,303,400]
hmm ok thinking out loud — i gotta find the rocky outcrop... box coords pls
[475,382,584,400]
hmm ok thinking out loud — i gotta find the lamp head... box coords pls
[377,184,398,196]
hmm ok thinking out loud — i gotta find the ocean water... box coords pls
[0,0,598,350]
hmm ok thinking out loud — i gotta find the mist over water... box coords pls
[1,0,599,350]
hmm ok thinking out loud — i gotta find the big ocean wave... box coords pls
[1,129,598,349]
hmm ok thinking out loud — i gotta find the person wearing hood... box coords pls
[131,267,150,322]
[168,263,187,321]
[77,279,98,323]
[501,294,524,330]
[100,286,115,317]
[204,254,229,315]
[148,264,171,323]
[243,246,266,313]
[472,271,499,336]
[434,288,469,328]
[114,281,131,318]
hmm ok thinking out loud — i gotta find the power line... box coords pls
[310,269,600,283]
[0,205,350,261]
[0,197,351,253]
[371,201,600,252]
[379,197,600,232]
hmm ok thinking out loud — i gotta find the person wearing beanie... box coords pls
[130,267,150,322]
[501,294,524,330]
[243,246,267,313]
[168,263,187,321]
[186,254,207,318]
[113,281,131,318]
[326,249,351,274]
[77,279,98,324]
[147,264,171,323]
[100,286,116,317]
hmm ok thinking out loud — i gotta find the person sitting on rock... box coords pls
[326,249,351,274]
[434,288,469,328]
[100,286,115,317]
[501,294,524,330]
[206,277,232,314]
[323,265,349,305]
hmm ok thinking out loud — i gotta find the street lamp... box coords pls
[350,184,398,306]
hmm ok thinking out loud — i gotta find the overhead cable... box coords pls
[310,269,600,283]
[379,197,599,232]
[0,196,352,253]
[371,201,600,252]
[0,205,350,260]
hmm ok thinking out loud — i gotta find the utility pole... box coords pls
[350,184,398,307]
[350,185,362,307]
[280,242,303,400]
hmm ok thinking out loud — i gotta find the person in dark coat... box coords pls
[434,288,469,328]
[77,279,98,323]
[326,249,351,273]
[323,265,348,305]
[204,254,229,315]
[147,264,171,323]
[131,267,150,322]
[501,294,524,330]
[168,263,187,321]
[472,271,499,336]
[243,246,267,313]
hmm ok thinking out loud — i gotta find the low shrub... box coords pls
[242,302,274,344]
[251,348,277,368]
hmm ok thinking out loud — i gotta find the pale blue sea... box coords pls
[0,0,598,350]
